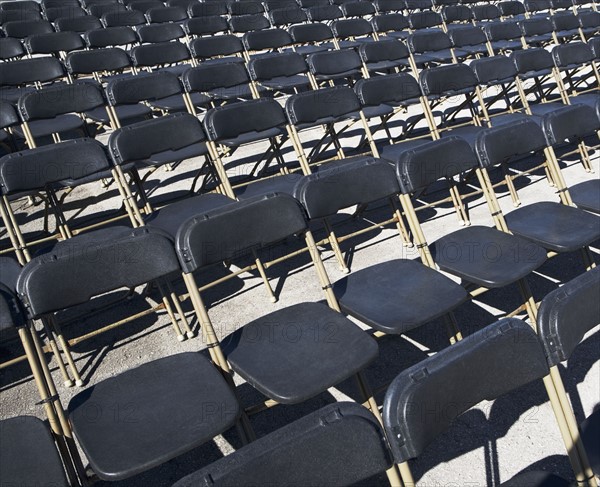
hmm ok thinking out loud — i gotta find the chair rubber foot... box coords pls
[459,220,466,226]
[269,296,278,303]
[341,268,350,274]
[514,202,521,207]
[64,380,74,388]
[177,334,185,342]
[75,379,84,387]
[186,331,196,339]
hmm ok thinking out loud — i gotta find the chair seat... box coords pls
[13,114,84,138]
[0,256,22,291]
[499,471,571,487]
[571,93,600,119]
[380,138,434,163]
[440,124,485,147]
[458,44,489,55]
[581,408,600,475]
[222,302,378,404]
[68,353,240,481]
[362,103,395,119]
[432,226,547,288]
[504,201,600,253]
[418,49,456,62]
[294,44,333,55]
[85,103,152,124]
[365,59,410,72]
[145,193,233,237]
[528,102,567,116]
[136,141,209,167]
[0,416,68,487]
[570,179,600,214]
[333,259,469,334]
[209,84,256,101]
[491,40,523,51]
[220,127,285,147]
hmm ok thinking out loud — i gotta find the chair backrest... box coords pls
[395,137,479,194]
[285,86,361,127]
[106,71,182,105]
[375,0,405,13]
[408,10,443,29]
[359,38,410,64]
[0,139,111,196]
[538,267,600,367]
[0,57,64,87]
[578,11,600,30]
[24,31,84,55]
[342,1,376,17]
[520,17,554,36]
[17,227,181,317]
[137,23,185,43]
[294,158,401,220]
[289,23,334,44]
[181,62,250,92]
[0,102,19,131]
[109,113,207,165]
[228,13,271,33]
[243,28,293,51]
[332,18,374,39]
[443,4,473,22]
[0,1,40,12]
[172,402,392,487]
[484,21,522,41]
[229,0,265,16]
[0,9,40,22]
[269,6,308,26]
[471,55,518,85]
[498,0,526,17]
[44,5,86,21]
[146,5,187,23]
[306,49,362,77]
[55,15,103,33]
[475,119,547,169]
[552,42,595,69]
[203,98,287,141]
[472,4,501,21]
[371,13,409,33]
[247,52,308,81]
[550,12,580,32]
[130,41,191,68]
[89,3,127,17]
[101,9,146,27]
[524,0,551,13]
[541,104,600,146]
[175,193,308,273]
[419,64,478,98]
[408,30,452,54]
[0,37,26,61]
[188,1,228,17]
[264,0,298,11]
[66,47,131,75]
[307,4,344,22]
[511,47,555,76]
[354,72,421,107]
[3,19,54,38]
[448,25,487,48]
[383,318,549,463]
[189,35,244,60]
[84,26,138,48]
[183,16,229,36]
[18,82,105,122]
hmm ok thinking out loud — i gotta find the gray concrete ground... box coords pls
[0,93,599,486]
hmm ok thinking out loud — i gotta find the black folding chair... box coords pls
[83,25,138,48]
[306,48,366,87]
[54,14,102,33]
[23,31,84,62]
[2,19,54,39]
[188,34,246,65]
[16,229,242,481]
[247,51,312,97]
[383,317,592,485]
[0,37,25,61]
[0,57,66,105]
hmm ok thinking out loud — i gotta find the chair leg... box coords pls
[40,318,74,388]
[444,313,463,344]
[252,249,278,303]
[517,278,539,326]
[166,281,195,339]
[323,219,350,274]
[48,316,84,387]
[157,281,185,342]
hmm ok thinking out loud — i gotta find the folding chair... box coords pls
[520,17,557,47]
[0,1,40,13]
[2,19,54,39]
[43,5,87,22]
[16,229,243,481]
[15,82,106,148]
[264,0,299,12]
[405,0,435,14]
[289,22,336,55]
[174,194,397,482]
[447,25,489,57]
[306,4,345,24]
[371,12,411,39]
[187,1,228,18]
[0,9,41,23]
[408,11,444,31]
[483,21,526,54]
[552,42,600,98]
[472,4,502,25]
[373,0,405,14]
[525,0,554,18]
[474,118,600,272]
[24,31,84,62]
[382,317,595,486]
[358,37,413,74]
[551,12,586,42]
[306,49,365,87]
[127,0,164,14]
[247,51,312,96]
[145,5,188,24]
[407,29,466,65]
[331,18,378,48]
[0,416,70,487]
[173,402,394,487]
[89,2,127,18]
[0,37,25,61]
[101,9,147,28]
[189,35,246,65]
[292,157,467,340]
[537,266,600,481]
[342,0,377,19]
[441,4,474,31]
[229,0,265,16]
[390,137,547,324]
[498,0,528,21]
[578,11,600,39]
[0,57,66,105]
[54,15,103,33]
